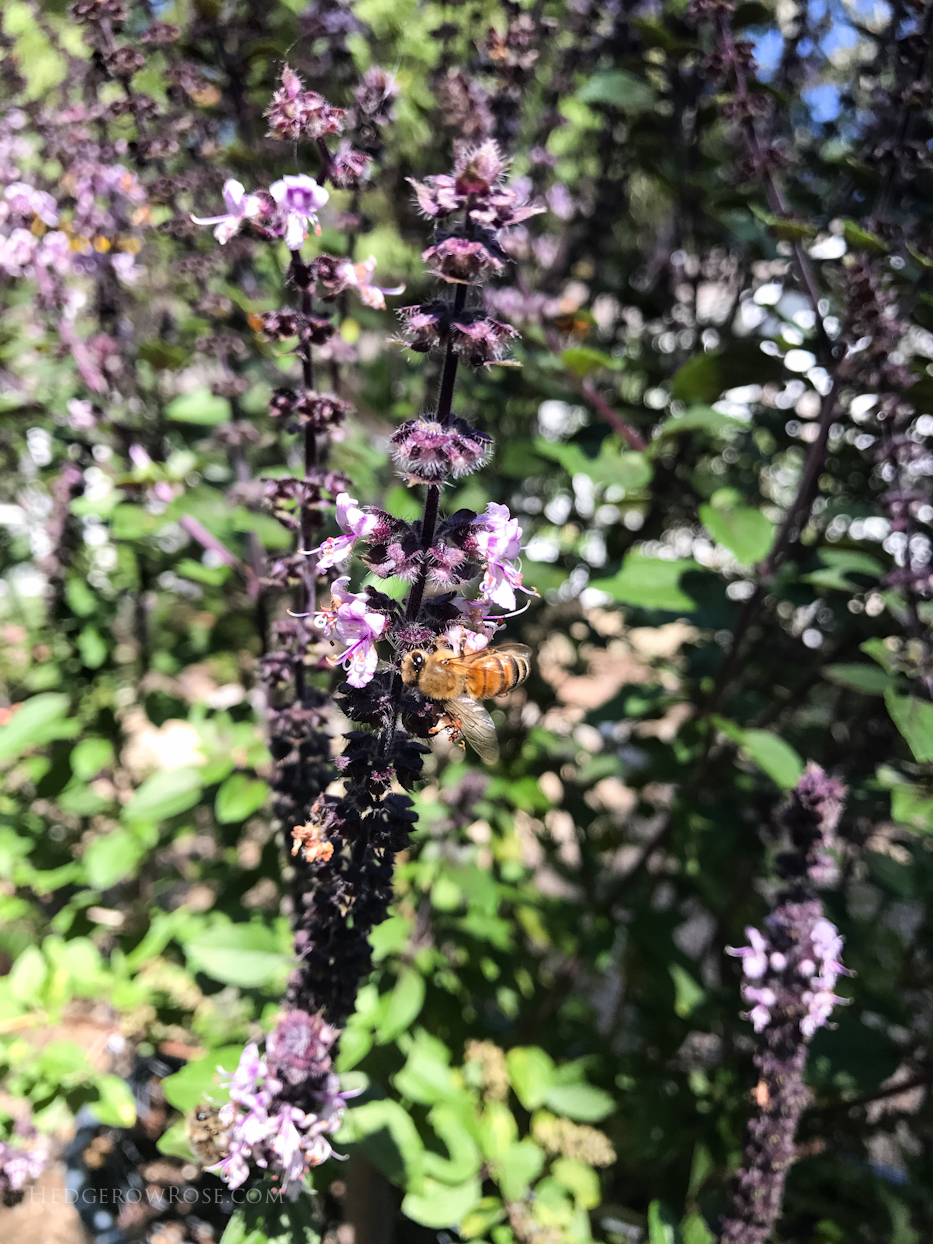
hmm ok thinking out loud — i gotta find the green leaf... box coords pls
[122,766,203,822]
[76,625,108,669]
[739,729,805,789]
[65,577,96,617]
[139,340,190,370]
[669,963,705,1018]
[176,557,232,586]
[477,1102,518,1160]
[578,69,655,112]
[185,924,292,988]
[492,1139,546,1200]
[699,498,773,565]
[506,1047,555,1110]
[543,1082,615,1122]
[749,204,817,241]
[112,504,161,540]
[393,1032,460,1105]
[460,1197,506,1240]
[842,220,888,254]
[186,925,292,990]
[0,693,77,761]
[156,1119,196,1160]
[654,405,746,439]
[9,945,47,1002]
[423,1104,483,1183]
[36,1040,89,1079]
[823,663,892,696]
[71,737,115,780]
[533,437,652,491]
[818,549,884,576]
[560,346,621,378]
[671,343,784,404]
[369,914,414,962]
[861,637,896,671]
[885,691,933,763]
[166,386,232,425]
[687,1142,713,1198]
[681,1211,716,1244]
[335,1024,373,1072]
[671,354,721,404]
[591,551,699,612]
[92,1073,137,1127]
[891,784,933,833]
[647,1200,676,1244]
[219,1196,322,1244]
[907,242,933,271]
[232,509,294,551]
[551,1157,601,1209]
[805,548,884,591]
[339,1098,425,1190]
[215,773,269,824]
[161,1046,244,1112]
[84,828,147,890]
[376,969,426,1043]
[402,1176,483,1229]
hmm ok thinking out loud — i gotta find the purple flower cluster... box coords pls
[0,161,147,293]
[310,499,531,687]
[395,140,540,367]
[0,1135,47,1204]
[192,173,328,251]
[265,65,346,142]
[721,765,849,1244]
[211,1011,345,1196]
[728,912,848,1037]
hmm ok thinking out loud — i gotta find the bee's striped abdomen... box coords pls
[475,648,531,697]
[505,649,531,689]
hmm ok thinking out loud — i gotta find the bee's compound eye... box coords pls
[410,651,425,671]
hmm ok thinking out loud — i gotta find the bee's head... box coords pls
[400,649,427,685]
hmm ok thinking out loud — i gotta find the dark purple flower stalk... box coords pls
[721,764,849,1244]
[284,140,542,1043]
[837,259,933,693]
[189,61,405,1193]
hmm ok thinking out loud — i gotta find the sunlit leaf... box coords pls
[185,925,292,988]
[885,691,933,763]
[591,551,699,612]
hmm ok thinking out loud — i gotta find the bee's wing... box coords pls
[445,695,500,765]
[491,643,532,658]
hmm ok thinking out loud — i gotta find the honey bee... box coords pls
[186,1102,230,1166]
[400,641,531,764]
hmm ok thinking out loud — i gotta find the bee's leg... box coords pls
[429,711,466,750]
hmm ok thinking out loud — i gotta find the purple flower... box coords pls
[314,577,387,688]
[270,175,329,250]
[471,502,529,611]
[309,492,380,570]
[0,227,38,276]
[422,236,505,283]
[389,417,491,486]
[337,255,404,310]
[742,985,777,1032]
[0,1139,47,1195]
[3,182,58,226]
[191,178,260,244]
[449,313,520,365]
[267,1010,339,1086]
[726,926,769,980]
[211,1020,347,1196]
[266,65,345,142]
[397,300,451,352]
